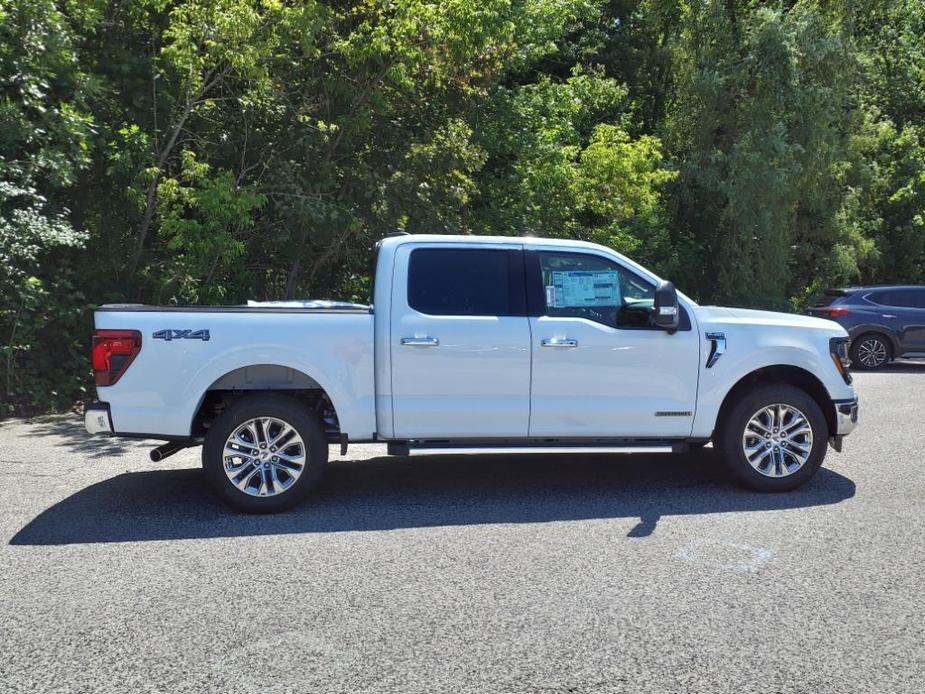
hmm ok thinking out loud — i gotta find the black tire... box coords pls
[716,384,828,492]
[850,333,892,370]
[202,393,328,513]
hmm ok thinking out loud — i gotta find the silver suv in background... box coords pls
[808,286,925,369]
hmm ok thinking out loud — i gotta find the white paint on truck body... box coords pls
[93,234,857,444]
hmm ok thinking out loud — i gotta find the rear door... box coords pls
[892,289,925,351]
[389,243,531,438]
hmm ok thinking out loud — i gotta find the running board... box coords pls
[388,442,687,456]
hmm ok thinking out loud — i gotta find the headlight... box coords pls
[829,337,852,384]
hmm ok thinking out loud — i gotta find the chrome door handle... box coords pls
[400,336,439,347]
[541,337,578,348]
[882,314,897,319]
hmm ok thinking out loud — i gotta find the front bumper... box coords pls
[829,397,858,451]
[835,398,859,436]
[84,402,113,435]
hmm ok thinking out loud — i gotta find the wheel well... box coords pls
[715,365,836,439]
[191,364,341,441]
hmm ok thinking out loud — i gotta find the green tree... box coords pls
[2,0,925,414]
[843,0,925,285]
[666,2,871,308]
[0,0,97,411]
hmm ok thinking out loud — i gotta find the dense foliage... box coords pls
[1,0,923,413]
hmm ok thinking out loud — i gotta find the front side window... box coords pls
[408,248,517,316]
[539,252,655,327]
[896,289,925,308]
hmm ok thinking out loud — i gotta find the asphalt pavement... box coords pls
[1,364,923,693]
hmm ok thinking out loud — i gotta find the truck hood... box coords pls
[693,305,847,336]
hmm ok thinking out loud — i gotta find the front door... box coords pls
[527,250,700,438]
[390,243,531,438]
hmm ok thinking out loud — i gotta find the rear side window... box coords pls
[408,248,522,316]
[868,289,924,308]
[867,290,895,306]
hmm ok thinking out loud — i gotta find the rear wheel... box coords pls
[716,385,828,492]
[202,394,327,513]
[850,333,891,370]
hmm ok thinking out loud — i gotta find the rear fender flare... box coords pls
[183,349,349,438]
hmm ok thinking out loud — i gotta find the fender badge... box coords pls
[152,329,210,341]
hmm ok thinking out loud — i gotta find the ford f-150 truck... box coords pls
[85,234,859,512]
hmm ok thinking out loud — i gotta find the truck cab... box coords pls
[375,235,701,441]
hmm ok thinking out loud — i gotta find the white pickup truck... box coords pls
[86,234,859,512]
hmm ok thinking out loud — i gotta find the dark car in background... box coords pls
[808,286,925,370]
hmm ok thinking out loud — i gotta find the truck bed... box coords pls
[94,305,376,440]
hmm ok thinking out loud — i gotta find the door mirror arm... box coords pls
[653,281,680,334]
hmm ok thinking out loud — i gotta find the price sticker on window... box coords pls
[548,270,620,308]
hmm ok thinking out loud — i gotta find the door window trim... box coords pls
[524,249,691,331]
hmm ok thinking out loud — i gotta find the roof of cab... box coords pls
[378,233,607,252]
[828,285,925,293]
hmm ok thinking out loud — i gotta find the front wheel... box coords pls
[202,394,328,513]
[716,385,828,492]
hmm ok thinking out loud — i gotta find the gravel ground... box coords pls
[1,364,923,693]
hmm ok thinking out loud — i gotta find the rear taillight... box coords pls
[820,307,851,318]
[92,330,142,386]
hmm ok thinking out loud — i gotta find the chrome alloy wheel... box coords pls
[222,417,306,497]
[856,337,888,368]
[741,404,814,478]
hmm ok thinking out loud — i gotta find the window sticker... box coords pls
[548,270,621,308]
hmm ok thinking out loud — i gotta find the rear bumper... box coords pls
[84,402,113,435]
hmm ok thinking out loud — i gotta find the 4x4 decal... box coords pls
[152,329,210,342]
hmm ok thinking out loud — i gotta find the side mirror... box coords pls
[654,280,679,333]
